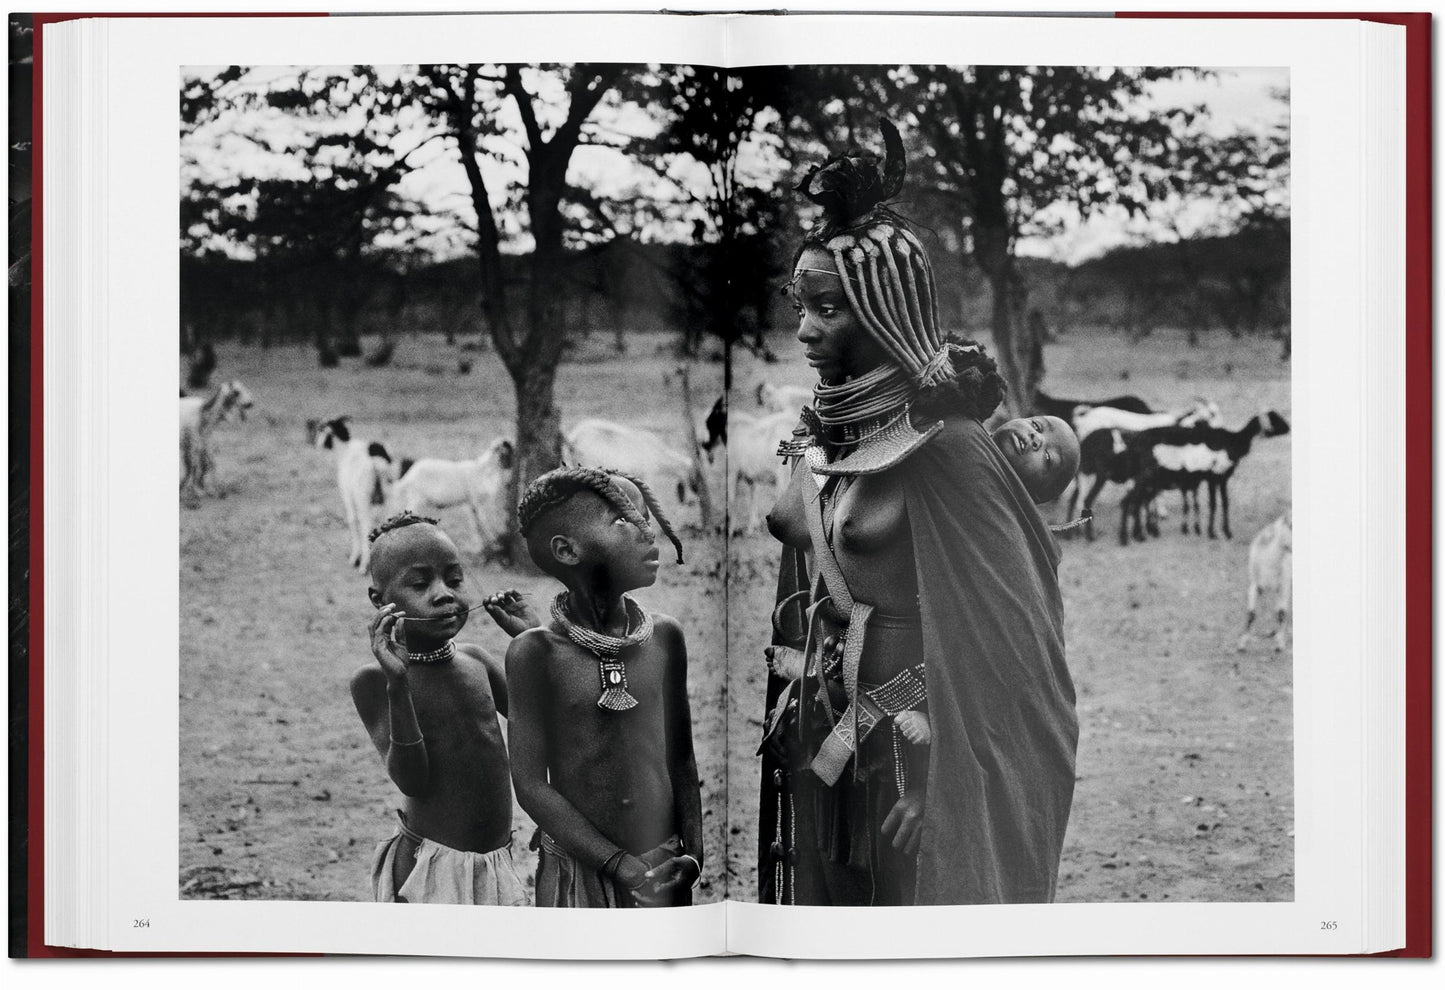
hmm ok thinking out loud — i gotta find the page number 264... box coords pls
[1320,921,1338,931]
[132,919,150,929]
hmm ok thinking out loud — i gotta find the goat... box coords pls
[1062,400,1223,534]
[1035,390,1151,423]
[313,416,399,572]
[1065,428,1136,541]
[756,381,814,415]
[1072,397,1222,443]
[1238,511,1292,653]
[563,418,701,513]
[727,410,798,535]
[699,394,728,464]
[390,437,516,564]
[1118,411,1291,545]
[179,380,255,499]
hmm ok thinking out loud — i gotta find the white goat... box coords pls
[179,380,254,499]
[391,437,516,564]
[313,417,398,572]
[756,381,814,415]
[1072,397,1223,443]
[562,418,700,513]
[727,410,798,535]
[1238,511,1292,653]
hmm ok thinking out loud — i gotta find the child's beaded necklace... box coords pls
[406,640,456,665]
[550,591,654,712]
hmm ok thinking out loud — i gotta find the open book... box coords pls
[13,9,1430,960]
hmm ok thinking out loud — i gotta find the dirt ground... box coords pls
[724,327,1294,904]
[180,326,1292,906]
[179,332,731,903]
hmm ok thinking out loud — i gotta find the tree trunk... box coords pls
[506,360,563,567]
[974,228,1039,419]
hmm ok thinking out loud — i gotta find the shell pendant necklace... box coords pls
[550,591,655,711]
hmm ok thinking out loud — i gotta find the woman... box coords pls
[757,123,1079,906]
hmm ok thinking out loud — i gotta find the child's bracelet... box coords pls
[390,734,425,747]
[681,853,702,890]
[600,848,628,880]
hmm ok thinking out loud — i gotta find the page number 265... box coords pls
[1320,921,1338,931]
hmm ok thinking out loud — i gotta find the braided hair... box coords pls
[517,466,685,566]
[368,509,441,544]
[793,121,1006,425]
[794,120,957,388]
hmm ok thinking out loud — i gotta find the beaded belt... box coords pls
[810,659,927,786]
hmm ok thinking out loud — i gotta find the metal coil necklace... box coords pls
[550,592,654,711]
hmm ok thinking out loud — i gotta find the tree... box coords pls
[901,66,1206,416]
[180,67,438,353]
[407,64,625,559]
[182,64,634,561]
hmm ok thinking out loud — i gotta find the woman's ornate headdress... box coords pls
[788,121,985,474]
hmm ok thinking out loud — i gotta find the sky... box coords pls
[181,64,1289,267]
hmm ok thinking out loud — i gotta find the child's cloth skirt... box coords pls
[370,811,528,906]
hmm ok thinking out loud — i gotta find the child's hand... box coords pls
[483,589,541,638]
[632,856,700,907]
[369,603,410,682]
[894,710,931,746]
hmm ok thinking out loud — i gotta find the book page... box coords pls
[42,7,1406,961]
[720,12,1401,957]
[68,11,736,958]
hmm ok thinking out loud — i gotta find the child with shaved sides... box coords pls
[507,467,704,908]
[351,511,540,905]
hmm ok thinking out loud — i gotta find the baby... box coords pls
[505,467,704,908]
[991,414,1080,504]
[351,510,537,905]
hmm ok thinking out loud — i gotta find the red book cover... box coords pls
[8,9,1431,960]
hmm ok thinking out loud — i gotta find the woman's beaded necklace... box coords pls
[550,592,655,712]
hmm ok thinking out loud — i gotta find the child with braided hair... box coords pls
[506,466,704,908]
[351,510,541,905]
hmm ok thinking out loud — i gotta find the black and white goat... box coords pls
[1072,397,1222,443]
[1062,399,1223,535]
[179,380,255,499]
[1118,410,1291,545]
[1238,511,1292,653]
[1065,427,1135,541]
[1034,390,1152,423]
[313,417,399,572]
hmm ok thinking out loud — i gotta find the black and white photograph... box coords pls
[177,60,1291,910]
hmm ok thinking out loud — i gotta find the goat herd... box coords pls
[179,374,1293,655]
